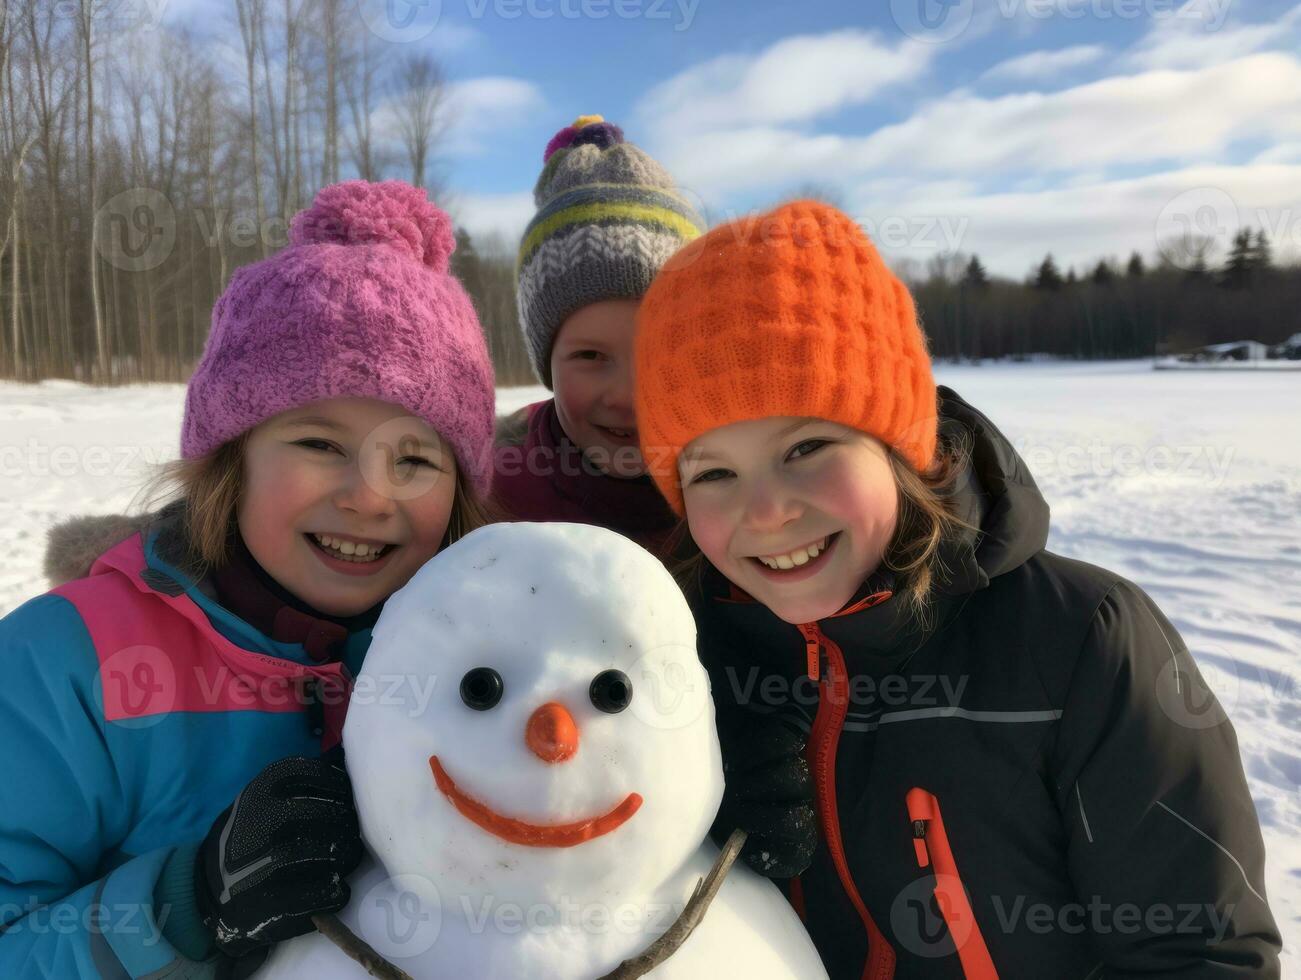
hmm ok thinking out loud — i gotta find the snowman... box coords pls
[257,522,827,979]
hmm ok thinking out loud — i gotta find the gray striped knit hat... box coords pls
[516,114,706,389]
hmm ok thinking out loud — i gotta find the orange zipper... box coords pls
[801,622,896,980]
[906,788,998,979]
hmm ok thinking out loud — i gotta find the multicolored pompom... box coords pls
[542,114,626,162]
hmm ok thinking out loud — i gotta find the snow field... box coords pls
[0,361,1296,961]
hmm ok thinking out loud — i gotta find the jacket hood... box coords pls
[43,502,201,590]
[932,384,1050,595]
[44,511,158,588]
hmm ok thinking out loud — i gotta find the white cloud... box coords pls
[636,29,932,138]
[655,126,853,200]
[982,44,1107,81]
[847,163,1301,277]
[856,53,1301,175]
[1126,0,1301,70]
[654,54,1301,196]
[447,191,534,252]
[425,22,485,54]
[1252,142,1301,166]
[442,77,546,155]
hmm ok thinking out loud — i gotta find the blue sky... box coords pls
[164,0,1301,277]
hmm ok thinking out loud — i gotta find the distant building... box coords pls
[1273,333,1301,360]
[1179,340,1269,363]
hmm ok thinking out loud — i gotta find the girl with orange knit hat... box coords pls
[634,200,1280,979]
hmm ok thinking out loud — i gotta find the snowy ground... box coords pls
[1,361,1296,962]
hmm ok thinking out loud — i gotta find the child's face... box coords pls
[680,417,898,625]
[550,298,644,478]
[238,397,458,618]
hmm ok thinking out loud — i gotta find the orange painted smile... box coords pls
[429,756,643,847]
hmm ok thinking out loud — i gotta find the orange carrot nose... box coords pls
[526,701,579,763]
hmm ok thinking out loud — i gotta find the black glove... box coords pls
[710,707,819,878]
[195,755,365,958]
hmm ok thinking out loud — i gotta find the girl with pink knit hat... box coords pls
[0,181,496,976]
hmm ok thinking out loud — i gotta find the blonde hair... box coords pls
[138,433,490,579]
[668,431,976,628]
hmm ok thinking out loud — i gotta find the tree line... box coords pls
[908,232,1299,362]
[0,2,1295,386]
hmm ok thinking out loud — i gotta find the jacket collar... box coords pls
[140,503,376,669]
[529,398,678,537]
[210,532,381,663]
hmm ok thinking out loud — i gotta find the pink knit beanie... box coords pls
[181,180,496,495]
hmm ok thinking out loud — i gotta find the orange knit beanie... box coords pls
[634,199,938,515]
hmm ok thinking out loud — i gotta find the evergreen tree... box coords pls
[1091,260,1115,285]
[1034,254,1063,291]
[1220,229,1254,289]
[450,227,483,294]
[1251,229,1272,271]
[1126,252,1146,278]
[962,255,989,289]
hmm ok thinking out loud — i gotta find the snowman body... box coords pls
[257,523,826,980]
[262,845,824,978]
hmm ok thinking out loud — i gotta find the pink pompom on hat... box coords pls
[181,180,496,495]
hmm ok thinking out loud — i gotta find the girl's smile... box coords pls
[303,532,401,577]
[745,531,843,584]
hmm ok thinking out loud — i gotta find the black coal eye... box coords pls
[460,667,503,710]
[589,669,632,714]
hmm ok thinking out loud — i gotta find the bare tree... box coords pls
[0,0,35,378]
[234,0,267,259]
[24,2,71,373]
[76,0,109,377]
[341,27,383,181]
[319,0,343,185]
[391,52,445,190]
[283,0,303,213]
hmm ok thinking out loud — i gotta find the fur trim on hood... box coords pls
[43,511,160,588]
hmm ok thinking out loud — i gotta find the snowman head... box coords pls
[344,522,722,915]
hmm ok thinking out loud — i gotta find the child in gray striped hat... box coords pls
[492,115,706,555]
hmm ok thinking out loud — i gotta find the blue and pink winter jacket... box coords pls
[0,522,370,977]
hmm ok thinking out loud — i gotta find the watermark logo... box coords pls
[725,665,969,712]
[461,0,700,31]
[891,0,1232,44]
[990,894,1236,944]
[457,892,683,936]
[1155,643,1239,730]
[360,416,452,502]
[360,872,443,959]
[55,0,172,32]
[356,0,444,43]
[1,897,167,944]
[1155,187,1240,272]
[890,874,969,958]
[1013,438,1238,486]
[1,438,167,479]
[891,0,975,43]
[628,644,710,731]
[95,188,175,273]
[95,645,178,729]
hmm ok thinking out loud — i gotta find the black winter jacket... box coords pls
[693,387,1281,979]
